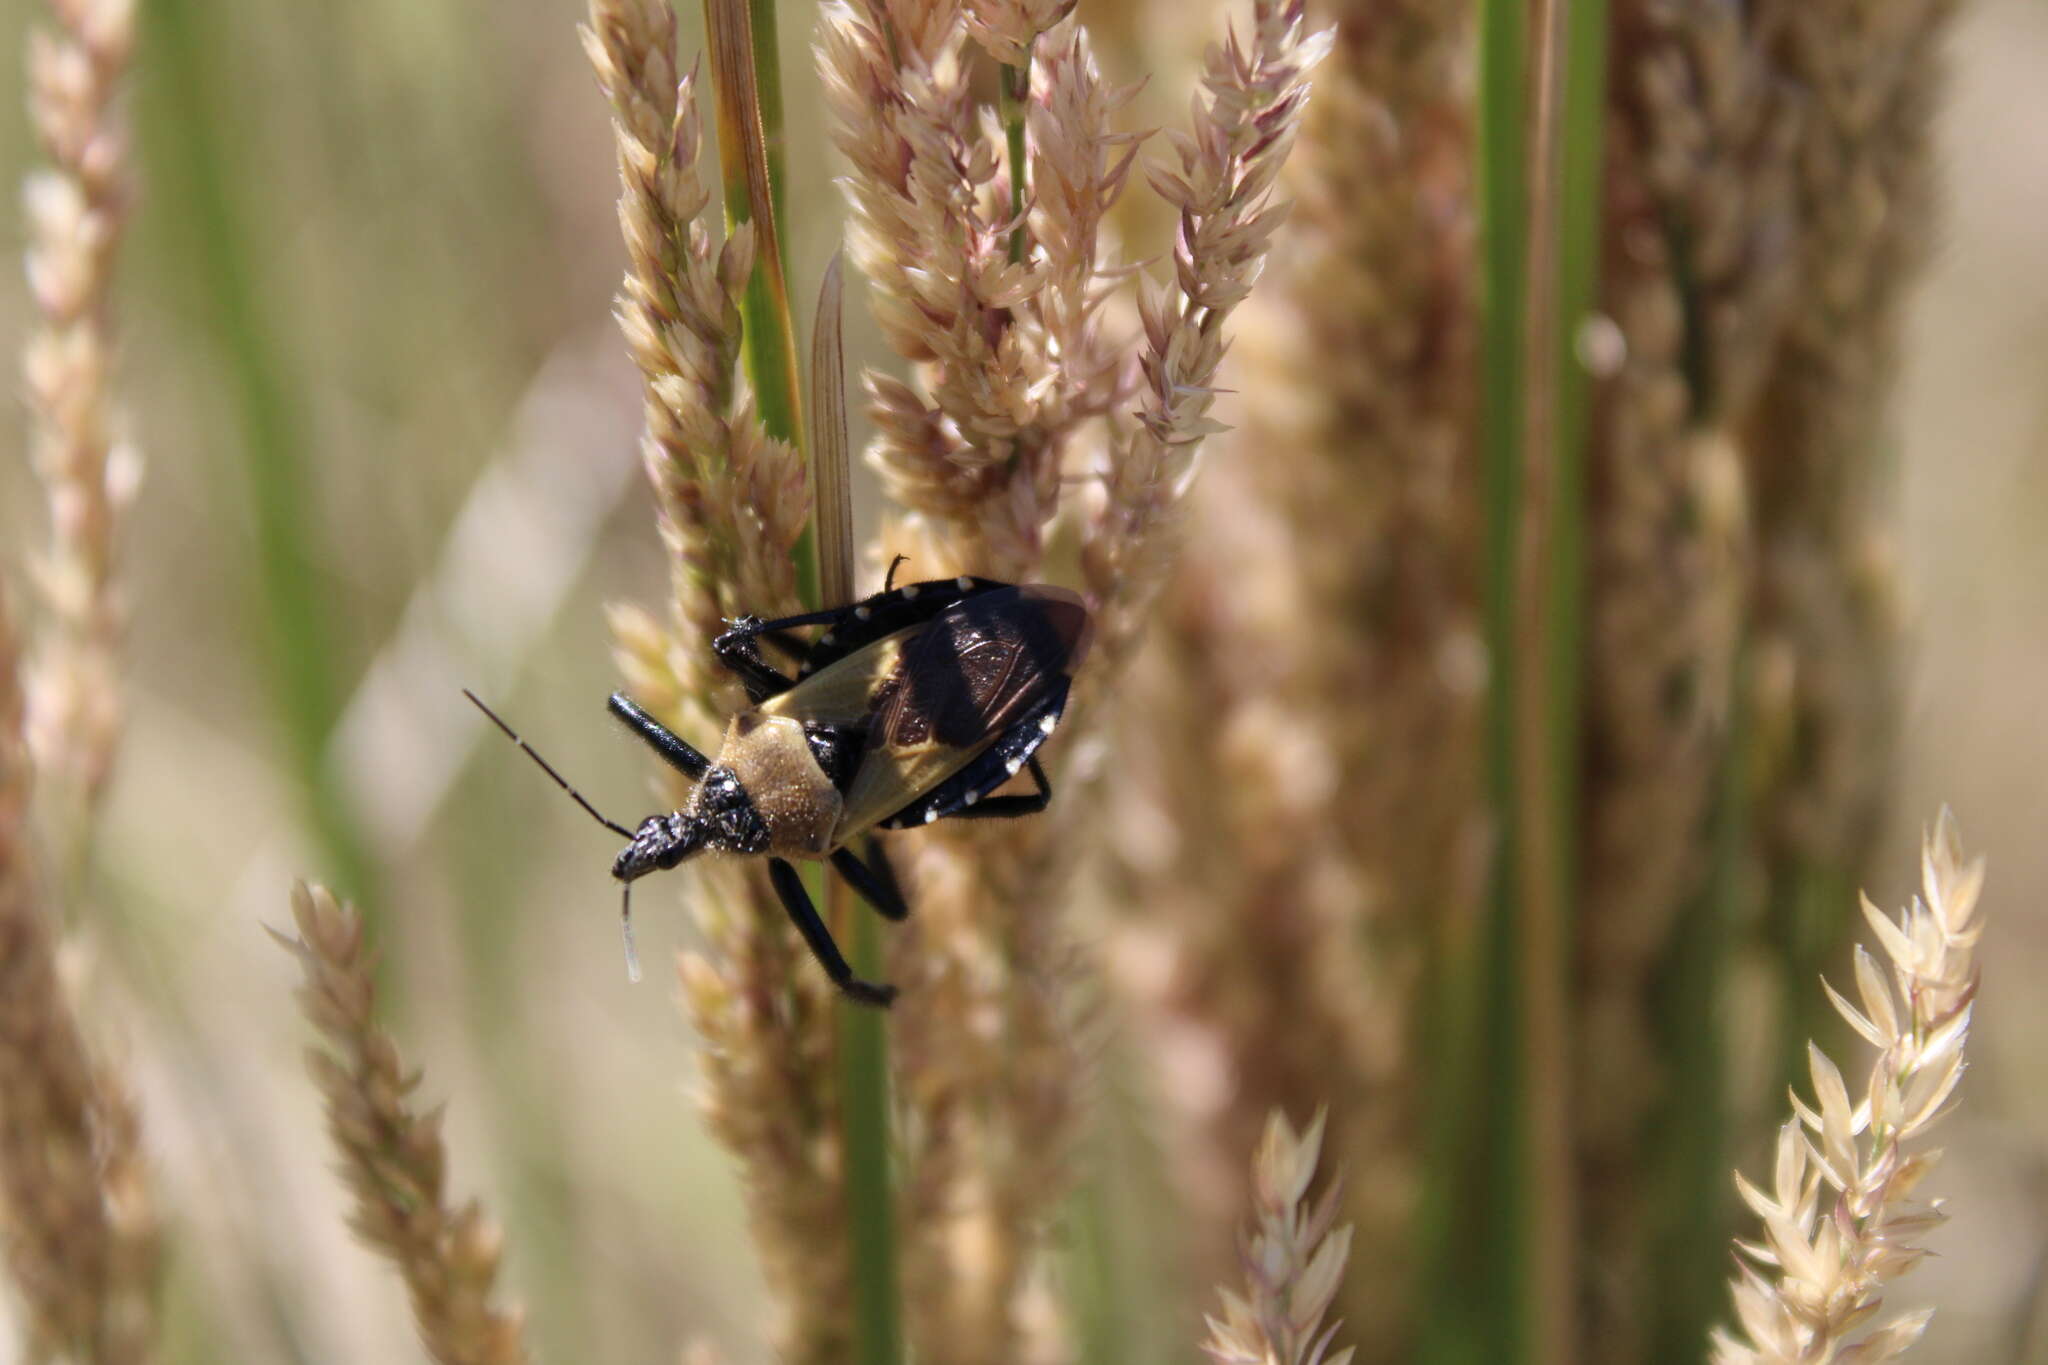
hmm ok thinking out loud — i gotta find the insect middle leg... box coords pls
[767,857,898,1006]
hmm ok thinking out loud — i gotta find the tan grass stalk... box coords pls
[0,588,157,1365]
[1201,1109,1354,1365]
[273,882,530,1365]
[21,0,139,831]
[1576,122,1752,1360]
[1709,810,1981,1364]
[587,4,853,1357]
[1741,0,1953,932]
[1102,1,1472,1352]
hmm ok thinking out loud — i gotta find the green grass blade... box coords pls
[139,0,374,906]
[704,0,814,607]
[1416,0,1528,1358]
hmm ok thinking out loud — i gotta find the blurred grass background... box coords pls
[1,0,2044,1360]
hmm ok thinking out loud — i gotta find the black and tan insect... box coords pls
[467,572,1092,1006]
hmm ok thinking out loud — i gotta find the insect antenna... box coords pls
[463,689,634,839]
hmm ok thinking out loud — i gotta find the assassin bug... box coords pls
[466,572,1092,1006]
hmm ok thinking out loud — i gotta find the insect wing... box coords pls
[758,629,913,727]
[834,585,1089,839]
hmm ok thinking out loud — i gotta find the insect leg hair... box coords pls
[464,689,634,838]
[606,692,711,779]
[830,845,910,921]
[766,858,898,1006]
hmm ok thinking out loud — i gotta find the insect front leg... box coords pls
[712,616,807,702]
[607,692,710,778]
[767,858,898,1006]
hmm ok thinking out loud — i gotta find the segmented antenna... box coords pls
[463,689,634,839]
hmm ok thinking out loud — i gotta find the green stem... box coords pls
[706,0,815,606]
[706,7,897,1361]
[1000,56,1031,264]
[1645,645,1742,1363]
[841,897,902,1365]
[749,0,790,236]
[1417,0,1527,1359]
[141,0,374,907]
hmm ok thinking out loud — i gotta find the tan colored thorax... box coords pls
[714,711,843,857]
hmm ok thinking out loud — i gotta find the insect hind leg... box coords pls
[767,858,898,1006]
[831,843,909,921]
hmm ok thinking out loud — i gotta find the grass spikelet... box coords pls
[22,0,140,840]
[273,882,531,1365]
[1201,1109,1355,1365]
[585,0,808,723]
[1082,0,1332,667]
[1105,0,1476,1349]
[1708,809,1983,1365]
[818,0,1136,577]
[0,589,157,1365]
[587,6,858,1356]
[676,908,855,1362]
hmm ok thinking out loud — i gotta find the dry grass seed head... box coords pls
[1712,810,1983,1365]
[276,882,531,1365]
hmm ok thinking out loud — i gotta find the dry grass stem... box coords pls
[273,882,531,1365]
[1710,810,1982,1364]
[1201,1109,1354,1365]
[0,589,157,1365]
[22,0,140,838]
[1741,0,1954,918]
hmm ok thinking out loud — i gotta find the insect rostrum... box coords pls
[470,576,1092,1006]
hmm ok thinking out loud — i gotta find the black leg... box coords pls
[712,616,805,702]
[607,692,710,779]
[831,844,909,921]
[945,756,1052,820]
[768,858,898,1007]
